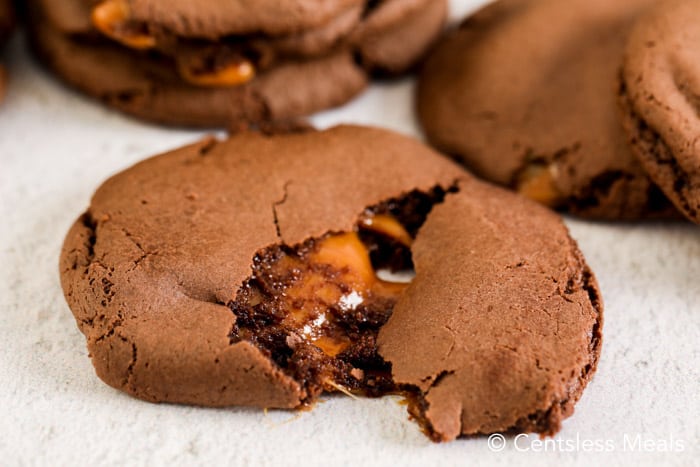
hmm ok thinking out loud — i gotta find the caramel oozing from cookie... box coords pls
[230,211,415,399]
[92,0,156,50]
[230,187,453,399]
[359,213,413,247]
[517,163,562,207]
[276,227,407,358]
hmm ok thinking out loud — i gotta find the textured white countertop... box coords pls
[1,1,698,465]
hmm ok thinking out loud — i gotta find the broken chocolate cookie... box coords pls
[59,125,602,441]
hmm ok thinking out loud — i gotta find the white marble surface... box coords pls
[1,1,698,465]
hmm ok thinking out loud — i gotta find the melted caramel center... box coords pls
[516,163,562,206]
[92,1,255,87]
[92,0,156,50]
[281,230,407,357]
[178,59,256,88]
[359,213,413,247]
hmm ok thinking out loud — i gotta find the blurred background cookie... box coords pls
[620,0,700,224]
[27,0,446,127]
[418,0,677,220]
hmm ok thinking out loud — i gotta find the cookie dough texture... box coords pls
[620,0,700,223]
[418,0,674,220]
[60,126,602,441]
[29,0,447,127]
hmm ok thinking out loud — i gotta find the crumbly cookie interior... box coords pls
[228,187,451,403]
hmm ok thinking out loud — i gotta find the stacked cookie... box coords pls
[418,0,700,224]
[28,0,446,127]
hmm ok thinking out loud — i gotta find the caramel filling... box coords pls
[359,213,413,247]
[228,188,452,400]
[91,0,156,50]
[92,1,256,87]
[177,57,256,88]
[229,213,414,398]
[279,231,407,357]
[516,163,562,207]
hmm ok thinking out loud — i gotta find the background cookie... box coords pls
[620,0,700,224]
[29,0,446,127]
[418,0,675,220]
[60,125,601,441]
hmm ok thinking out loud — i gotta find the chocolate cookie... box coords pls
[59,126,602,441]
[619,0,700,224]
[0,0,14,102]
[418,0,675,220]
[29,0,446,127]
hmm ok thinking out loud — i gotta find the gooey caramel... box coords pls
[92,1,256,88]
[516,163,562,206]
[178,59,256,88]
[282,226,408,357]
[238,213,409,359]
[91,0,156,50]
[359,213,413,247]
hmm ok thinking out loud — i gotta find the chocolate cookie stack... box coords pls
[28,0,446,126]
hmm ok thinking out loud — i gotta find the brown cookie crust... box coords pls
[128,0,364,38]
[352,0,447,74]
[619,0,700,223]
[418,0,675,220]
[59,126,465,406]
[35,0,366,38]
[378,181,602,441]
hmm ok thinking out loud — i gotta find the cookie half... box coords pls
[619,0,700,223]
[29,0,446,127]
[60,125,602,441]
[418,0,676,220]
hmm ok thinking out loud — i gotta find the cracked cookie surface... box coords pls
[60,125,602,441]
[417,0,677,220]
